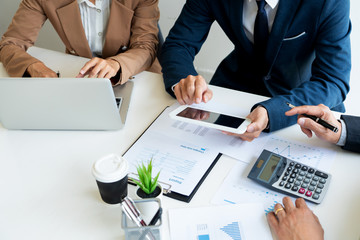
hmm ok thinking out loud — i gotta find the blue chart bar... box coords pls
[220,222,242,240]
[198,235,210,240]
[265,201,279,215]
[197,224,210,240]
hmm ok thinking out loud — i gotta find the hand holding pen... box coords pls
[285,103,342,144]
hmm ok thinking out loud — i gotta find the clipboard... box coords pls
[123,106,222,203]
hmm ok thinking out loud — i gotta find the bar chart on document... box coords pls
[169,204,272,240]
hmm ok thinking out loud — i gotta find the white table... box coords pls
[0,47,359,240]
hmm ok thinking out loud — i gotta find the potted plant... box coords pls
[132,158,162,199]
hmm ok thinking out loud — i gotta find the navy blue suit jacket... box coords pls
[160,0,351,131]
[341,115,360,153]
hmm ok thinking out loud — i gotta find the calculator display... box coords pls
[259,155,281,182]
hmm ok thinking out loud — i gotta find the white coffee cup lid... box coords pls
[92,154,129,183]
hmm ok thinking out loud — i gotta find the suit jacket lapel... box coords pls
[56,1,92,58]
[102,0,133,58]
[229,0,254,56]
[265,0,302,74]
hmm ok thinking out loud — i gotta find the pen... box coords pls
[121,197,147,227]
[149,207,162,226]
[121,197,156,240]
[286,102,339,133]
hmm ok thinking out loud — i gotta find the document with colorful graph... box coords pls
[169,203,272,240]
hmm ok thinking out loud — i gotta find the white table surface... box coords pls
[0,47,359,240]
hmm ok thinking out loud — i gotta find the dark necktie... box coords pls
[254,0,269,62]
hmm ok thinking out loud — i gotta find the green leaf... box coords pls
[149,171,160,193]
[137,166,145,184]
[142,187,150,194]
[148,158,153,176]
[143,171,150,190]
[153,171,160,186]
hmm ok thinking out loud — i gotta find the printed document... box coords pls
[169,203,272,240]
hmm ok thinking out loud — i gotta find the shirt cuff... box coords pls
[336,119,347,146]
[171,83,178,92]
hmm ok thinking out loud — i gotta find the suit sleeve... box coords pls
[109,0,160,84]
[159,0,214,96]
[255,0,351,131]
[0,0,47,77]
[340,115,360,153]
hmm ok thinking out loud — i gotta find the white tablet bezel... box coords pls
[169,105,251,134]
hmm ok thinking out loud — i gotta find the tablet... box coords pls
[169,105,251,134]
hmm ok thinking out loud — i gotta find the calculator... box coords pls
[248,149,331,204]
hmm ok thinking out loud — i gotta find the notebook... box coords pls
[0,78,133,130]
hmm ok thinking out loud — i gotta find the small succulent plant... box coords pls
[133,158,160,195]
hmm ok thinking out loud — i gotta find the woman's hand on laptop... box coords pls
[27,62,59,78]
[76,57,120,79]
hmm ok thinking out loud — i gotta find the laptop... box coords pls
[0,78,133,130]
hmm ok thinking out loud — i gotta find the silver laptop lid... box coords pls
[0,78,133,130]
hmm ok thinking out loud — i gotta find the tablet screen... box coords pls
[176,107,245,129]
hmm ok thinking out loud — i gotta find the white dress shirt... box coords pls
[78,0,111,57]
[243,0,279,43]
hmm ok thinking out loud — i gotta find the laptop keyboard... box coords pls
[115,97,122,109]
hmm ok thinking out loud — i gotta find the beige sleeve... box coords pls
[0,0,47,77]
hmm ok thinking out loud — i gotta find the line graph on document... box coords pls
[263,136,326,169]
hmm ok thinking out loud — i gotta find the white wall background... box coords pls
[0,0,359,116]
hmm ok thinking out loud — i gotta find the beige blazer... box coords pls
[0,0,161,83]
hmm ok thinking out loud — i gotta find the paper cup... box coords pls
[92,154,129,204]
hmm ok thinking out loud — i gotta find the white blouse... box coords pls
[77,0,111,57]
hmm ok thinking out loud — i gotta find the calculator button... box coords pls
[305,191,312,197]
[288,178,294,183]
[287,167,293,172]
[290,173,297,178]
[303,178,310,184]
[297,176,304,181]
[282,176,288,181]
[290,162,295,166]
[315,171,328,179]
[317,183,324,189]
[299,171,305,176]
[292,186,299,191]
[308,168,315,174]
[310,181,317,186]
[312,194,320,200]
[308,186,315,191]
[301,166,308,171]
[284,171,290,176]
[306,173,312,178]
[279,181,285,186]
[315,188,322,194]
[294,181,301,186]
[298,188,305,194]
[301,183,308,188]
[319,178,326,184]
[295,164,301,169]
[285,183,292,189]
[312,176,319,181]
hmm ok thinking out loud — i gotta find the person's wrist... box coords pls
[26,62,40,76]
[108,59,120,72]
[334,119,344,145]
[256,105,269,130]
